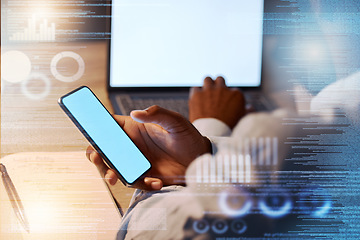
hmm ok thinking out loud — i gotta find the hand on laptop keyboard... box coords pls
[189,76,246,129]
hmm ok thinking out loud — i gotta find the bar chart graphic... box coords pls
[196,154,252,184]
[194,137,279,184]
[9,15,56,42]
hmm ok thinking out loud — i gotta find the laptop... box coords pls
[107,0,270,118]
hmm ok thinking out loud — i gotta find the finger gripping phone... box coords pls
[58,86,151,186]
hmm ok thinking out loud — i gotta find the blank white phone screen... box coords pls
[61,87,151,184]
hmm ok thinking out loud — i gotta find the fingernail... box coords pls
[131,110,142,114]
[130,110,148,117]
[105,174,115,185]
[151,181,162,190]
[89,151,96,163]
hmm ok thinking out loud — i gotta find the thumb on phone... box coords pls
[130,105,189,133]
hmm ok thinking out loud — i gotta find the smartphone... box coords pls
[58,86,151,186]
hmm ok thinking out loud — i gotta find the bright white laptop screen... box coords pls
[109,0,263,87]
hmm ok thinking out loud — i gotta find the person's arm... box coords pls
[188,76,246,154]
[188,76,246,135]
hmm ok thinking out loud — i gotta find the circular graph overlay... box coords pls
[21,73,51,100]
[193,219,210,234]
[2,50,31,83]
[258,191,292,218]
[298,190,332,218]
[219,190,252,217]
[230,219,247,234]
[211,219,229,234]
[50,51,85,82]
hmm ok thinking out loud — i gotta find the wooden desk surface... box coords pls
[1,40,134,210]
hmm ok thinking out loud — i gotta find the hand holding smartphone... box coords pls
[58,86,151,186]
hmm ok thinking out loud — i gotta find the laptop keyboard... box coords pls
[114,92,273,119]
[115,95,189,118]
[244,92,272,112]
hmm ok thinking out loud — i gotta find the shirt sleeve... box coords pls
[192,118,231,137]
[119,186,205,240]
